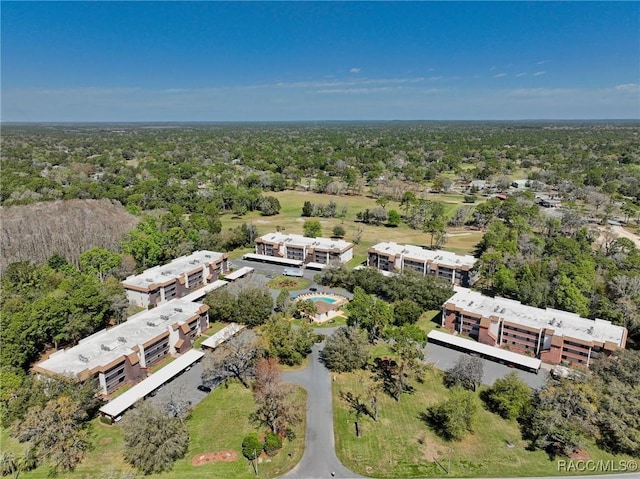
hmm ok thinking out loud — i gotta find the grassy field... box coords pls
[8,382,306,479]
[333,368,634,478]
[220,191,483,257]
[266,275,310,290]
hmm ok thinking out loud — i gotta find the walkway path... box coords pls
[281,329,363,479]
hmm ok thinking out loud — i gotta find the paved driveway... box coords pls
[281,330,363,479]
[147,362,211,411]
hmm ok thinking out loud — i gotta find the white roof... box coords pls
[201,323,245,349]
[224,267,254,280]
[446,288,627,346]
[243,253,303,266]
[428,330,542,370]
[179,280,228,303]
[36,300,205,377]
[99,349,205,418]
[258,232,353,251]
[122,251,225,289]
[305,262,328,270]
[371,242,477,269]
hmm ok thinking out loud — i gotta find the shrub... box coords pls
[264,432,283,456]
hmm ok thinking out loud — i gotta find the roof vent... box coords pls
[146,321,156,327]
[557,321,563,328]
[160,314,169,321]
[500,308,506,314]
[118,337,127,343]
[587,326,594,335]
[494,306,500,312]
[549,318,555,326]
[174,307,183,313]
[145,278,153,282]
[101,344,110,351]
[468,301,474,306]
[190,260,198,264]
[78,354,89,363]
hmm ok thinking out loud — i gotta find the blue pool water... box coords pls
[311,296,337,304]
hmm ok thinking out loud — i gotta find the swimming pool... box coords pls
[311,297,337,304]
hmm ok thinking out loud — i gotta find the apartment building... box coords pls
[122,250,229,308]
[254,233,353,265]
[367,242,477,286]
[442,288,627,368]
[34,300,209,395]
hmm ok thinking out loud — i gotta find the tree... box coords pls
[377,325,427,401]
[79,247,121,282]
[263,315,315,366]
[301,201,314,217]
[242,433,263,475]
[523,378,599,457]
[392,299,422,326]
[264,432,283,456]
[332,225,346,238]
[15,396,91,473]
[204,287,237,323]
[122,402,189,474]
[481,372,532,420]
[386,209,401,227]
[275,290,294,315]
[259,196,281,216]
[303,219,322,238]
[236,287,273,326]
[426,387,480,441]
[252,358,300,435]
[444,355,484,392]
[321,326,369,372]
[345,287,392,342]
[201,330,261,388]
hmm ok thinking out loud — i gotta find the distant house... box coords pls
[254,232,354,267]
[442,288,627,368]
[122,251,229,308]
[367,242,477,286]
[34,300,209,395]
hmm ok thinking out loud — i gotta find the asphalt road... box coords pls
[281,330,364,479]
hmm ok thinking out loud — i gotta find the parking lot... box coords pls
[147,361,210,411]
[424,342,548,389]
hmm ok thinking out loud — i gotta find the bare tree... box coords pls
[252,358,300,435]
[201,330,261,388]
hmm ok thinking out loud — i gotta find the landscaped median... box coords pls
[332,368,634,478]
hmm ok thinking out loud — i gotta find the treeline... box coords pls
[3,123,639,213]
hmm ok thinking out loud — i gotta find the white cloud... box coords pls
[428,76,442,81]
[494,73,507,78]
[515,73,528,77]
[507,88,573,98]
[316,87,392,94]
[533,71,546,76]
[350,67,361,74]
[537,60,548,65]
[615,83,639,93]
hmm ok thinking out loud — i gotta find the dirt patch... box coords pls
[570,449,590,460]
[191,450,238,466]
[99,437,113,446]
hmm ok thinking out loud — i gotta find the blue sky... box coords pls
[2,1,639,121]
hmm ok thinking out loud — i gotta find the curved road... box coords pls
[279,330,640,479]
[281,332,363,479]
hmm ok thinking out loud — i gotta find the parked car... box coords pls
[197,385,212,393]
[309,287,318,292]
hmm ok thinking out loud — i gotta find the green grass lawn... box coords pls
[333,369,635,478]
[266,275,310,290]
[12,382,306,479]
[219,191,482,256]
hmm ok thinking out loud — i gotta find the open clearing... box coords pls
[220,190,483,259]
[332,368,635,478]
